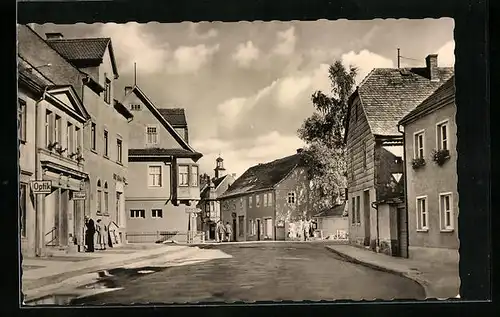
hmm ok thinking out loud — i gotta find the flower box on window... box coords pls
[411,157,426,169]
[431,149,450,166]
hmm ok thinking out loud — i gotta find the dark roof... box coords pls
[313,203,347,218]
[46,37,119,78]
[355,66,454,136]
[157,108,187,127]
[200,175,228,197]
[219,154,304,199]
[129,148,202,159]
[399,75,455,125]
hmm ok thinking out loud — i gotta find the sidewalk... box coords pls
[325,244,460,299]
[21,243,192,299]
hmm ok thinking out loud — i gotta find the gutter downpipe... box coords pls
[35,87,49,257]
[398,123,409,258]
[371,201,380,252]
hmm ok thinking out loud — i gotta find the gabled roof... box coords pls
[347,66,454,138]
[399,75,455,126]
[45,85,91,122]
[219,154,304,199]
[46,37,119,78]
[200,175,228,198]
[123,85,198,154]
[158,108,187,127]
[313,203,347,218]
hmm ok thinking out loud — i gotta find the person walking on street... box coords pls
[225,222,233,242]
[84,217,95,252]
[215,221,225,243]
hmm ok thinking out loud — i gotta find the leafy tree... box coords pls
[298,60,357,210]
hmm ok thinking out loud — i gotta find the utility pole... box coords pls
[134,62,137,86]
[397,48,401,69]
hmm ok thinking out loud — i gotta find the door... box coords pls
[363,190,371,246]
[265,218,273,240]
[256,219,261,241]
[397,207,409,258]
[116,192,121,226]
[232,218,237,241]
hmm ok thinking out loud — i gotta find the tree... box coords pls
[298,61,357,210]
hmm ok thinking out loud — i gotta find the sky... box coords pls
[35,18,455,178]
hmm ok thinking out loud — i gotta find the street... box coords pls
[70,242,425,304]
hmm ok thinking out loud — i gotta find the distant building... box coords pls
[120,85,203,243]
[398,75,458,260]
[345,54,454,257]
[218,150,313,242]
[313,203,349,240]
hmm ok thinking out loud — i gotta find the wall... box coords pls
[317,216,349,238]
[220,196,247,241]
[244,190,274,241]
[127,162,172,199]
[404,101,459,250]
[348,187,376,246]
[374,145,404,201]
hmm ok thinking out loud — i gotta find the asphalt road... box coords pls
[71,242,425,304]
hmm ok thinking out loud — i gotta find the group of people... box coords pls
[215,220,233,243]
[84,216,114,252]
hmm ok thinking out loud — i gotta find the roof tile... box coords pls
[46,38,110,62]
[157,108,187,127]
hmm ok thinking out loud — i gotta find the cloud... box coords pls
[436,40,455,67]
[272,26,297,55]
[277,76,312,107]
[192,131,305,177]
[167,44,220,74]
[232,41,260,68]
[188,23,218,40]
[99,23,167,74]
[341,50,395,83]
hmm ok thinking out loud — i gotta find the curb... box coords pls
[324,246,431,298]
[22,246,194,301]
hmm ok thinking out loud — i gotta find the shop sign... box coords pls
[30,180,52,194]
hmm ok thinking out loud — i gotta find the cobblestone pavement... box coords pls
[71,242,425,304]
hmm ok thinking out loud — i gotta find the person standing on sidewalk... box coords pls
[96,219,107,250]
[85,217,95,252]
[225,222,233,242]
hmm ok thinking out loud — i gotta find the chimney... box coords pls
[124,86,133,95]
[45,32,64,40]
[425,54,439,81]
[296,148,304,154]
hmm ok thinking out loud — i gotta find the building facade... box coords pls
[121,85,203,243]
[219,151,314,242]
[399,76,458,260]
[345,54,454,257]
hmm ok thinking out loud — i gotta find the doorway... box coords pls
[256,219,261,241]
[397,207,409,258]
[363,190,371,246]
[232,218,237,242]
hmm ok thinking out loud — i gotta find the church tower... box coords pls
[214,155,226,179]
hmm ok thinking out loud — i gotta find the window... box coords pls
[440,193,454,231]
[256,194,260,207]
[91,122,97,151]
[249,196,253,208]
[414,131,425,159]
[67,122,73,155]
[104,77,111,104]
[351,197,356,224]
[249,219,255,235]
[190,166,198,187]
[287,192,296,204]
[437,121,449,151]
[96,180,102,214]
[20,183,27,238]
[54,115,61,145]
[75,127,81,153]
[238,216,244,237]
[148,166,162,187]
[131,104,141,111]
[45,110,52,147]
[263,193,268,207]
[18,99,27,142]
[152,209,163,218]
[104,130,109,157]
[268,193,273,206]
[117,139,123,163]
[146,126,158,145]
[178,165,189,186]
[130,209,145,218]
[416,196,428,231]
[356,196,361,224]
[104,182,109,215]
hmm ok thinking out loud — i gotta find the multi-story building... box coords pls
[45,32,134,245]
[197,156,235,240]
[344,54,454,257]
[218,150,313,241]
[120,85,203,243]
[398,75,458,261]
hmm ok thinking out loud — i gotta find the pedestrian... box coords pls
[225,222,233,242]
[215,221,225,243]
[303,219,309,241]
[84,217,95,252]
[96,219,107,250]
